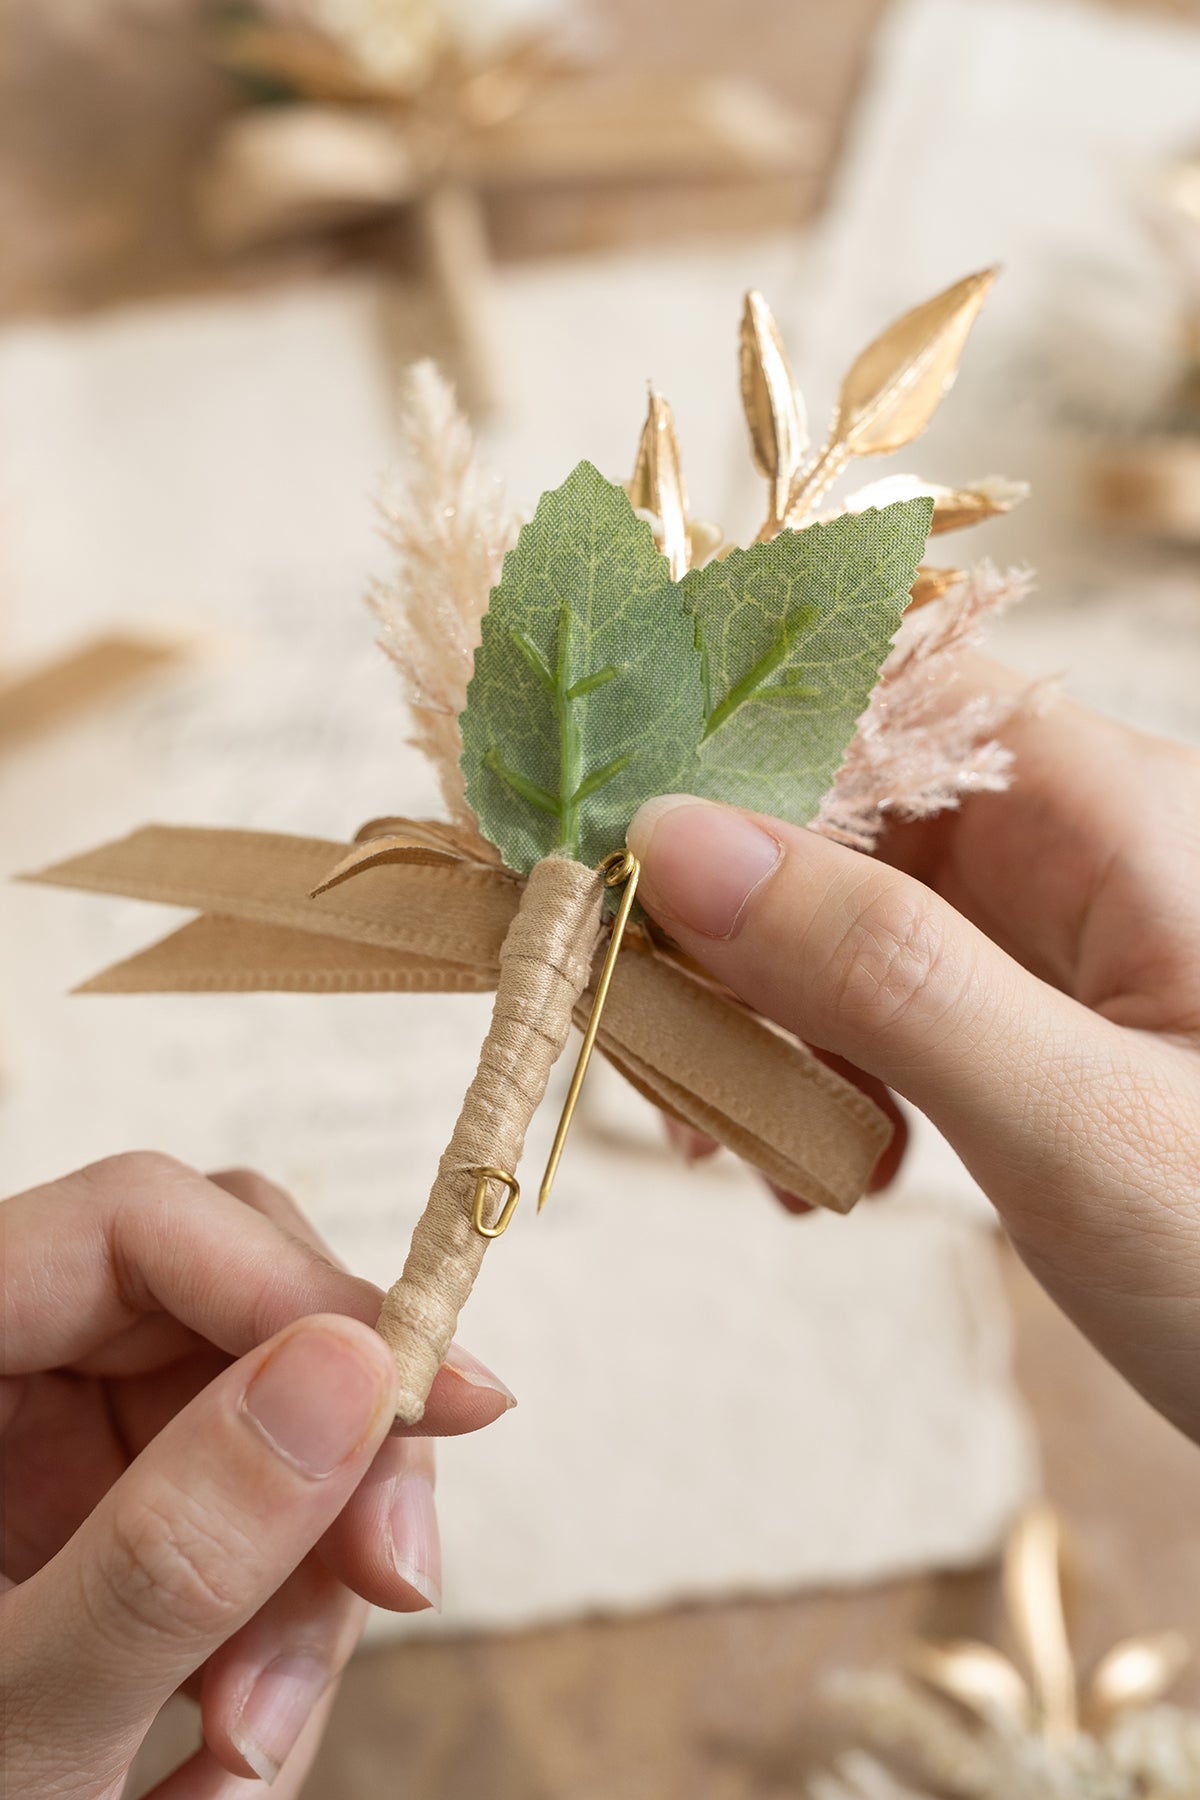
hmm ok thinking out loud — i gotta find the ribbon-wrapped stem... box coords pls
[376,854,603,1421]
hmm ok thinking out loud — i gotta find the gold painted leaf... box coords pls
[1085,1631,1191,1730]
[830,267,998,460]
[627,390,690,580]
[929,475,1029,535]
[906,1639,1032,1729]
[837,472,1028,535]
[907,565,967,610]
[739,290,808,524]
[1004,1504,1078,1743]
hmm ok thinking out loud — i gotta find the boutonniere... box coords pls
[29,270,1032,1423]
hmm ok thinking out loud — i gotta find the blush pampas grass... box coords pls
[370,360,514,828]
[813,562,1036,853]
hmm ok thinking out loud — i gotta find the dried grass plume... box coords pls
[813,563,1037,852]
[370,360,515,827]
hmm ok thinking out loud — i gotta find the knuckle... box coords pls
[826,879,959,1041]
[211,1166,302,1231]
[208,1166,279,1220]
[87,1484,246,1649]
[211,1165,267,1195]
[84,1148,192,1194]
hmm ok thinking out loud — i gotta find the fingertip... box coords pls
[200,1561,360,1786]
[416,1343,517,1433]
[386,1467,442,1615]
[317,1435,441,1613]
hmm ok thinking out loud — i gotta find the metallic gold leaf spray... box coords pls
[783,267,999,525]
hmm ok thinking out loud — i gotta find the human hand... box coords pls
[629,666,1200,1445]
[1,1153,515,1797]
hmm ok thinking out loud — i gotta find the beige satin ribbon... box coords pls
[26,819,891,1215]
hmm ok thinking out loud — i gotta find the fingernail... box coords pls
[628,796,782,939]
[388,1471,442,1611]
[443,1342,517,1409]
[243,1322,390,1477]
[232,1652,329,1784]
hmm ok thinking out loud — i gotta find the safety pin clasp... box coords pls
[468,1165,521,1239]
[538,846,640,1213]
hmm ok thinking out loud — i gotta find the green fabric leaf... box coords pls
[683,497,933,823]
[460,475,932,873]
[460,461,705,874]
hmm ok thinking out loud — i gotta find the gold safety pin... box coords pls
[467,847,641,1240]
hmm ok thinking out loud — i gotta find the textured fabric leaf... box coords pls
[684,497,933,823]
[460,461,705,874]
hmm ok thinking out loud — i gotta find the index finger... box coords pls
[2,1152,383,1374]
[871,655,1200,1005]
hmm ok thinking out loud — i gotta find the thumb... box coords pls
[628,796,1200,1444]
[627,795,1110,1213]
[3,1314,396,1793]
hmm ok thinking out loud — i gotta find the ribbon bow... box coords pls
[29,812,889,1217]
